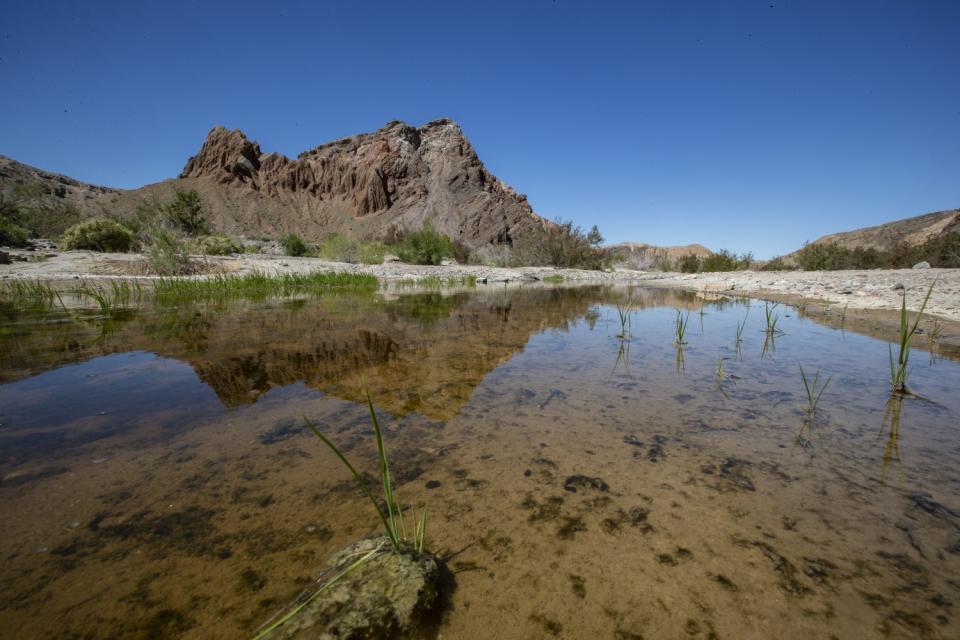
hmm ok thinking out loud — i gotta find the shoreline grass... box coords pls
[889,278,936,395]
[153,271,379,302]
[0,279,65,312]
[393,274,477,289]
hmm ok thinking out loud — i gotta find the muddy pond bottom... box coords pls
[1,285,958,639]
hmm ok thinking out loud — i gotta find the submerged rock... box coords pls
[272,536,441,639]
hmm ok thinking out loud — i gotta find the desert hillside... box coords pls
[787,208,960,256]
[2,120,553,250]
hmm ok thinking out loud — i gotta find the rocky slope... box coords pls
[0,155,118,203]
[2,120,551,250]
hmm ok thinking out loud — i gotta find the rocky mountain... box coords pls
[606,242,713,270]
[2,119,551,250]
[784,208,960,259]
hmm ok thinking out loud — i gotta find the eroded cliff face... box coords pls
[176,119,549,248]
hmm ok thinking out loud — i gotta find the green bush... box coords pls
[281,233,311,257]
[197,235,242,255]
[147,227,196,275]
[163,190,209,235]
[61,218,135,252]
[396,224,461,265]
[701,249,753,272]
[0,214,29,247]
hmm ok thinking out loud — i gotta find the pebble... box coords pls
[304,524,318,533]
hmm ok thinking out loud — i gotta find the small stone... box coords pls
[912,261,931,270]
[304,524,318,533]
[892,283,905,291]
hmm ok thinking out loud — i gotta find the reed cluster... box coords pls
[153,271,379,302]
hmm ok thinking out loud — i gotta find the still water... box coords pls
[0,286,958,639]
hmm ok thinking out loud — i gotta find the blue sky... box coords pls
[2,1,958,258]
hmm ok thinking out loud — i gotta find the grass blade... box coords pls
[303,416,399,552]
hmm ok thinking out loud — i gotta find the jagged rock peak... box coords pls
[180,126,263,181]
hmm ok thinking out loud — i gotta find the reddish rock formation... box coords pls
[176,119,549,248]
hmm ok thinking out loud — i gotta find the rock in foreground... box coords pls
[272,537,441,639]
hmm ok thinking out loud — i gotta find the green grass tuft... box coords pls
[799,364,831,417]
[675,310,690,345]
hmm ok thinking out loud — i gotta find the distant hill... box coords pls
[782,208,960,264]
[607,242,713,270]
[1,119,552,250]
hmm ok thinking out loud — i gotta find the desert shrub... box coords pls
[916,232,960,268]
[146,227,196,275]
[677,254,701,273]
[196,235,242,255]
[162,190,209,235]
[760,257,790,271]
[468,243,514,267]
[0,212,29,247]
[61,218,135,252]
[396,224,461,265]
[700,249,753,272]
[317,234,386,264]
[673,249,753,273]
[796,233,960,270]
[281,233,311,257]
[513,220,607,270]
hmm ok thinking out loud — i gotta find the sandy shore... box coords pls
[2,248,957,322]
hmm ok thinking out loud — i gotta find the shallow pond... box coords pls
[1,285,958,639]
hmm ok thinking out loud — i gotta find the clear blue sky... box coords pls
[2,1,958,258]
